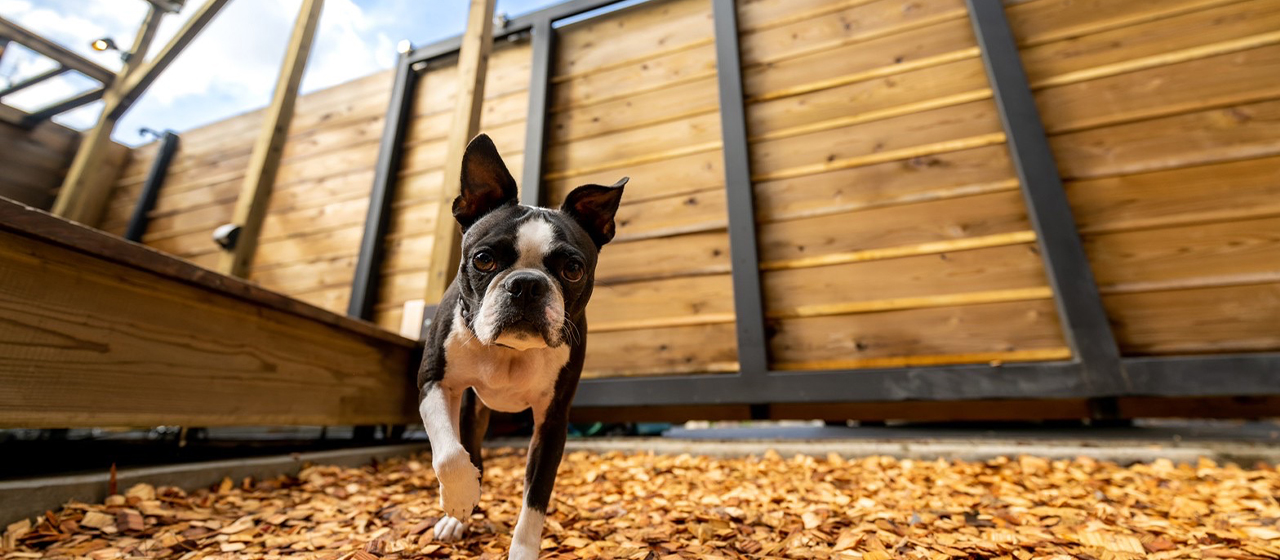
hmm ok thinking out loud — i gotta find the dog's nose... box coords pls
[504,272,545,301]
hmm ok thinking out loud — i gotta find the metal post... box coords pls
[520,17,554,207]
[124,131,180,242]
[965,0,1127,396]
[711,0,770,377]
[348,52,418,320]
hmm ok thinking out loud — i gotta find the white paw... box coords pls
[508,542,540,560]
[433,452,481,519]
[433,515,468,542]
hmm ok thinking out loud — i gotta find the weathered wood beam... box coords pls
[217,0,325,277]
[51,7,163,225]
[423,0,497,312]
[0,67,67,97]
[0,17,114,84]
[0,198,419,429]
[0,103,26,126]
[110,0,231,121]
[19,88,103,126]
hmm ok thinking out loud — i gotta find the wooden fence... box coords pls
[74,0,1279,415]
[0,120,126,210]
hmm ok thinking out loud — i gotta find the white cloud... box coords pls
[2,0,395,145]
[140,0,296,107]
[1,0,142,72]
[299,0,396,92]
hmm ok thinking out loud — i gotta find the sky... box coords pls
[0,0,563,146]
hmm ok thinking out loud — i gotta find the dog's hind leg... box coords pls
[509,399,571,560]
[460,387,491,476]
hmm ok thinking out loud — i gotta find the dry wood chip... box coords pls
[3,450,1280,559]
[78,512,115,530]
[115,510,145,533]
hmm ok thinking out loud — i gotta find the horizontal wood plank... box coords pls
[1037,43,1280,134]
[549,76,720,145]
[743,17,978,100]
[582,322,738,379]
[554,0,713,78]
[1087,216,1280,294]
[597,230,731,285]
[587,273,735,332]
[544,150,723,206]
[546,111,722,175]
[551,42,717,111]
[1051,99,1280,181]
[754,144,1018,223]
[1068,155,1280,234]
[769,299,1068,368]
[740,0,968,67]
[1005,0,1244,47]
[750,100,1005,180]
[758,190,1031,264]
[748,57,991,141]
[613,186,728,243]
[1020,0,1280,88]
[763,243,1052,316]
[1105,282,1280,355]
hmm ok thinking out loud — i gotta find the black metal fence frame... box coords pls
[124,131,180,242]
[349,0,1280,409]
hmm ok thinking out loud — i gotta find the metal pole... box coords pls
[125,131,180,242]
[348,51,418,320]
[520,17,554,207]
[711,0,770,377]
[965,0,1127,396]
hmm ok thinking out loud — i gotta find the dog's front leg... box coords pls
[419,381,481,527]
[509,402,571,560]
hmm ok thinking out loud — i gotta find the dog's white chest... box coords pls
[442,319,570,413]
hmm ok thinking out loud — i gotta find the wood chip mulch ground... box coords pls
[4,448,1280,560]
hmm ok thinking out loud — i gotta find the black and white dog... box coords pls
[417,133,625,559]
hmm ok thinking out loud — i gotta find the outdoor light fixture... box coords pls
[90,38,118,52]
[396,40,412,54]
[91,37,132,61]
[212,223,241,250]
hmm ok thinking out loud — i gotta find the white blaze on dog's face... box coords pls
[448,134,625,351]
[469,212,568,349]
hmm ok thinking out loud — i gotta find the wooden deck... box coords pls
[0,199,420,428]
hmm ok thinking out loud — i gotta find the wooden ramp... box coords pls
[0,198,420,428]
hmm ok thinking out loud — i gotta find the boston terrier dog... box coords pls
[417,133,625,560]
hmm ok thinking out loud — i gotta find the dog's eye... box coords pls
[561,260,584,282]
[472,251,497,273]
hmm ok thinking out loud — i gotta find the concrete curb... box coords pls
[550,437,1280,465]
[0,443,429,526]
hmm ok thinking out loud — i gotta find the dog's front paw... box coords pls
[433,452,480,519]
[433,515,468,542]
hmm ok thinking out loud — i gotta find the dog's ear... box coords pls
[561,177,627,248]
[453,134,518,230]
